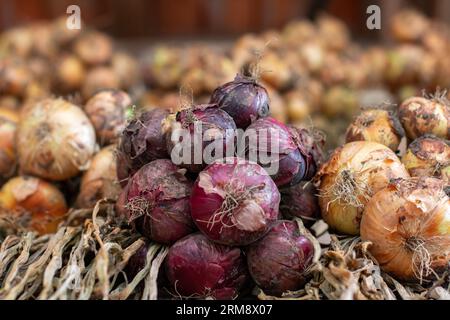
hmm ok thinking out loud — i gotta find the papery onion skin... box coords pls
[246,220,314,296]
[209,74,269,129]
[190,158,280,246]
[401,135,450,183]
[165,233,249,299]
[17,98,97,181]
[361,177,450,281]
[84,89,132,146]
[280,182,320,225]
[76,145,121,209]
[398,96,450,140]
[317,141,410,235]
[118,159,195,245]
[0,108,18,185]
[116,108,170,187]
[0,176,68,234]
[166,104,237,173]
[345,108,405,152]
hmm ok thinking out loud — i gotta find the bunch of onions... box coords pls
[246,220,316,296]
[399,94,449,140]
[317,141,409,235]
[345,108,405,152]
[209,74,269,129]
[73,31,113,66]
[116,108,170,187]
[0,176,67,234]
[401,135,449,183]
[166,104,237,173]
[190,158,280,246]
[76,145,121,208]
[17,98,96,181]
[244,117,324,187]
[84,89,132,146]
[280,182,320,225]
[0,108,18,185]
[117,159,194,245]
[361,177,450,281]
[165,233,249,299]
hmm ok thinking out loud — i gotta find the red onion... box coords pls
[166,104,237,173]
[280,182,320,225]
[243,117,324,187]
[118,159,195,244]
[246,220,315,296]
[116,108,170,187]
[210,74,269,129]
[165,233,249,299]
[190,157,280,246]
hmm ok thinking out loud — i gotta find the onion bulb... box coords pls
[82,67,120,100]
[361,177,449,281]
[390,9,429,43]
[280,181,320,225]
[0,108,18,185]
[54,54,86,92]
[17,98,97,181]
[190,158,280,246]
[111,52,139,89]
[0,176,67,234]
[317,141,409,235]
[76,145,121,208]
[345,108,405,152]
[401,135,449,183]
[399,95,449,140]
[74,31,113,66]
[84,89,132,146]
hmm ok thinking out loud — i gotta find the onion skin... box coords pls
[280,182,320,225]
[0,176,68,234]
[401,135,450,183]
[76,145,121,209]
[345,109,405,152]
[246,220,314,296]
[0,108,18,185]
[165,233,249,299]
[190,158,280,246]
[74,31,113,66]
[116,108,170,187]
[399,96,449,140]
[84,89,132,146]
[361,177,450,281]
[17,98,97,181]
[119,159,194,245]
[209,74,269,129]
[317,141,410,235]
[166,104,237,173]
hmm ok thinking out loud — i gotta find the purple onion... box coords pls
[280,181,320,226]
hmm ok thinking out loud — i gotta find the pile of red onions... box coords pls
[243,117,324,187]
[166,104,236,173]
[165,233,249,299]
[117,159,194,244]
[116,108,170,187]
[209,74,270,129]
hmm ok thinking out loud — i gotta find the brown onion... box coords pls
[0,58,32,97]
[361,177,449,281]
[76,145,121,208]
[74,31,113,66]
[321,86,358,119]
[0,176,67,234]
[111,52,139,89]
[399,95,449,140]
[82,67,120,100]
[54,54,86,92]
[345,108,405,152]
[317,141,409,235]
[401,135,450,183]
[390,9,429,43]
[0,108,18,185]
[84,89,132,146]
[17,98,96,181]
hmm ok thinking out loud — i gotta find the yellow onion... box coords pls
[345,108,405,152]
[0,27,33,57]
[54,54,86,92]
[74,31,113,66]
[111,52,139,89]
[390,9,429,43]
[361,177,449,281]
[285,90,312,123]
[0,108,18,185]
[84,89,132,146]
[401,135,450,183]
[259,52,295,91]
[316,14,350,52]
[317,141,409,235]
[0,176,67,234]
[399,95,449,140]
[321,86,358,119]
[17,98,96,181]
[81,67,120,100]
[264,83,287,123]
[0,58,32,97]
[76,145,121,208]
[51,16,82,46]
